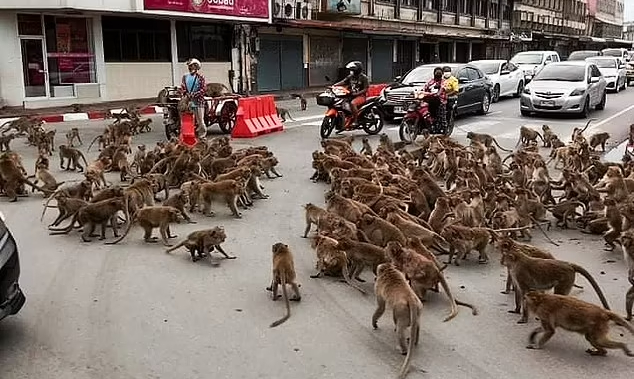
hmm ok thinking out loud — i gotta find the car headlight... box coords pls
[523,87,531,95]
[570,88,586,96]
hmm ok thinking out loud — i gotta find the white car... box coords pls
[510,50,561,83]
[470,59,524,102]
[585,56,627,92]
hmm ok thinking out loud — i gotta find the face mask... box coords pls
[443,72,451,79]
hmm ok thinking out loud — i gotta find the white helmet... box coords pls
[186,58,201,70]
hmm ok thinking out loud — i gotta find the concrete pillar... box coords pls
[169,19,179,86]
[367,38,373,82]
[468,41,473,61]
[452,41,457,62]
[92,15,107,100]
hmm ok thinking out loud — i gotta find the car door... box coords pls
[466,67,486,108]
[588,64,601,106]
[508,61,522,92]
[455,68,472,112]
[498,61,510,95]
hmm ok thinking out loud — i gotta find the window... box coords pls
[17,14,42,35]
[490,1,499,19]
[176,22,232,63]
[461,0,472,14]
[442,0,457,12]
[403,0,419,7]
[102,16,171,62]
[466,67,482,80]
[590,65,602,78]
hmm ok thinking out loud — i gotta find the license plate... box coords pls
[541,100,555,107]
[394,106,405,114]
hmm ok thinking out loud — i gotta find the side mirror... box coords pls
[500,70,510,75]
[458,77,469,84]
[394,75,402,81]
[590,76,600,84]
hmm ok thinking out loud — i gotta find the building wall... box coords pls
[105,62,172,101]
[0,0,138,12]
[0,11,23,107]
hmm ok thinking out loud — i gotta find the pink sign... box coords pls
[144,0,269,20]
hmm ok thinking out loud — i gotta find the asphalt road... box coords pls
[1,90,634,379]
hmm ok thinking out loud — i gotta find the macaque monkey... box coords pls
[65,127,82,147]
[266,242,301,328]
[59,145,88,172]
[617,229,634,321]
[106,205,181,246]
[588,132,610,152]
[165,226,233,262]
[360,137,373,156]
[276,107,295,122]
[466,131,512,152]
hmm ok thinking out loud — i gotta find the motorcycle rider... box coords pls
[180,58,207,139]
[421,66,448,133]
[334,61,369,131]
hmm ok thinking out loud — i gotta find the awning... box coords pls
[579,36,607,43]
[606,38,633,45]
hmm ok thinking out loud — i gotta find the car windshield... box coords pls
[603,49,623,57]
[533,64,585,81]
[472,62,500,75]
[568,51,599,60]
[587,59,616,68]
[400,67,436,84]
[511,53,543,65]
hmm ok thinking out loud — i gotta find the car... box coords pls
[470,59,525,102]
[567,50,603,61]
[626,59,634,86]
[585,56,627,92]
[520,61,607,118]
[0,211,26,322]
[510,50,560,83]
[381,63,493,121]
[602,48,630,61]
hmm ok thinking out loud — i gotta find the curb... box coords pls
[0,106,164,126]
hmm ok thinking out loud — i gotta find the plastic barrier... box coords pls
[367,83,388,97]
[231,95,284,138]
[179,112,198,146]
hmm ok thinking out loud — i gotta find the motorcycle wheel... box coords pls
[218,101,238,134]
[320,116,335,138]
[165,122,179,140]
[398,118,418,144]
[361,106,384,135]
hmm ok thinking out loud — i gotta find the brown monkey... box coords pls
[58,145,88,172]
[291,93,307,110]
[31,163,65,196]
[130,144,146,174]
[500,248,611,323]
[42,195,88,227]
[541,125,557,147]
[199,179,244,218]
[302,202,329,238]
[106,205,181,246]
[466,131,512,152]
[588,132,610,152]
[165,226,233,262]
[517,126,544,147]
[371,262,422,379]
[205,82,231,97]
[207,156,237,180]
[602,198,622,251]
[0,153,46,201]
[356,213,407,247]
[524,291,634,356]
[266,242,301,328]
[0,133,15,152]
[107,146,132,182]
[308,235,366,294]
[360,137,373,156]
[335,237,388,281]
[260,156,283,178]
[48,197,126,242]
[618,229,634,321]
[276,107,294,122]
[65,127,82,147]
[163,191,195,223]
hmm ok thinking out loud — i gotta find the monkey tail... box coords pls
[79,151,88,167]
[165,239,187,254]
[607,312,634,334]
[22,177,47,194]
[48,212,79,234]
[572,264,611,311]
[580,118,596,134]
[340,254,367,295]
[436,269,459,322]
[41,190,60,221]
[398,302,419,379]
[529,216,559,246]
[270,276,291,328]
[104,213,135,245]
[536,131,545,142]
[455,299,479,315]
[87,135,100,151]
[493,138,512,152]
[431,234,451,255]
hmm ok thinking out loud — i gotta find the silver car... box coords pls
[585,56,627,92]
[520,61,607,118]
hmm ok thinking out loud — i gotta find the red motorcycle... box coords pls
[398,90,456,143]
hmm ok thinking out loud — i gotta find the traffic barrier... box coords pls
[179,112,197,146]
[231,95,284,138]
[367,83,388,97]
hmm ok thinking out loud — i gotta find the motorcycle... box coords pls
[398,89,456,143]
[159,86,182,140]
[316,86,385,139]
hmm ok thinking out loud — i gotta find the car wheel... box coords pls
[477,92,490,115]
[520,110,530,117]
[513,81,524,98]
[492,85,500,103]
[596,91,606,110]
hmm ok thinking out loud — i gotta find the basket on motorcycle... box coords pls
[316,92,335,107]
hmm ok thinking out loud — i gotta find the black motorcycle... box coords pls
[158,86,182,140]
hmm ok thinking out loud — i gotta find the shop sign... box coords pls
[321,0,361,15]
[144,0,270,21]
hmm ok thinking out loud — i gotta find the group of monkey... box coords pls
[264,123,634,378]
[0,110,285,265]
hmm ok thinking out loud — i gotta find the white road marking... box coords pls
[290,115,324,122]
[584,104,634,135]
[63,113,89,122]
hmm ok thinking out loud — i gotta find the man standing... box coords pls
[180,58,207,139]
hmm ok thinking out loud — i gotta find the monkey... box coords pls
[130,144,147,174]
[302,202,329,238]
[291,93,307,110]
[356,213,407,247]
[385,212,450,254]
[206,156,237,180]
[90,186,125,204]
[58,145,88,172]
[106,205,181,246]
[244,165,269,202]
[199,179,244,218]
[266,242,301,328]
[602,198,622,251]
[371,262,422,379]
[276,106,295,122]
[308,235,366,293]
[360,137,373,156]
[541,124,557,147]
[48,197,126,242]
[136,118,152,133]
[335,237,388,281]
[260,156,283,178]
[595,166,629,202]
[618,229,634,321]
[43,195,88,227]
[524,291,634,356]
[42,180,93,211]
[0,133,15,152]
[571,118,594,143]
[0,153,46,201]
[500,248,611,323]
[165,226,233,262]
[324,191,378,224]
[142,173,169,201]
[107,146,132,182]
[588,132,610,152]
[31,163,65,196]
[65,127,82,147]
[517,126,545,147]
[545,200,585,229]
[466,131,512,152]
[162,191,195,224]
[205,82,231,97]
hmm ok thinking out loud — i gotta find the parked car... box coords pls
[0,211,26,322]
[470,59,524,102]
[567,50,602,61]
[520,61,607,118]
[626,59,634,86]
[510,50,560,83]
[585,56,627,92]
[602,48,630,61]
[381,63,493,121]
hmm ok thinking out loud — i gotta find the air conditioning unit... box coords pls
[282,0,296,19]
[298,1,312,20]
[273,1,284,18]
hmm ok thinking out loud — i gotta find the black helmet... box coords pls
[345,61,363,75]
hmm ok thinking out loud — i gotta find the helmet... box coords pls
[345,61,363,75]
[186,58,201,70]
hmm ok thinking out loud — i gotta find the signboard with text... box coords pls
[144,0,270,21]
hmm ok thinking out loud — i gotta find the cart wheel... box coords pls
[219,101,238,134]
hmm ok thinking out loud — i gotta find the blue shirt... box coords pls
[185,74,201,109]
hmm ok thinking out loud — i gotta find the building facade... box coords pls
[624,21,634,42]
[0,0,268,108]
[257,0,515,92]
[586,0,624,39]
